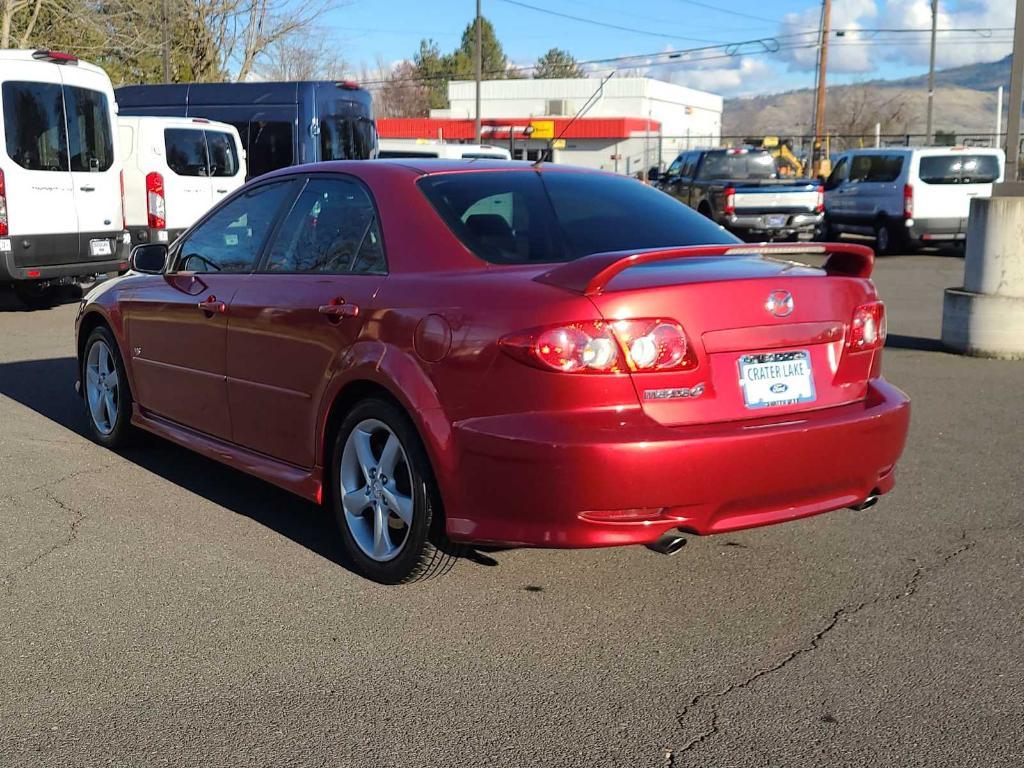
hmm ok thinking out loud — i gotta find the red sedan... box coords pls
[75,160,910,583]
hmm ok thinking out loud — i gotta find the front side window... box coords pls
[64,86,113,172]
[165,128,209,177]
[418,170,736,265]
[176,181,292,273]
[265,177,385,274]
[206,131,240,177]
[2,81,69,171]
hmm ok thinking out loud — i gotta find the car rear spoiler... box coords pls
[534,242,875,296]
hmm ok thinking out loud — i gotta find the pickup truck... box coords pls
[653,148,824,241]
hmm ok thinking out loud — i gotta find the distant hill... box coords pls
[723,56,1010,140]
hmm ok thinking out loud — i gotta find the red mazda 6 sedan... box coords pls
[75,159,910,583]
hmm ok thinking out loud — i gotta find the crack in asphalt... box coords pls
[1,490,87,596]
[670,530,977,763]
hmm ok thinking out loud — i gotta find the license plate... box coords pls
[90,239,112,257]
[739,350,816,409]
[766,214,787,227]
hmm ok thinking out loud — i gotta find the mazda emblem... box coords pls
[765,290,794,318]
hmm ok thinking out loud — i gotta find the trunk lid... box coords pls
[538,245,880,427]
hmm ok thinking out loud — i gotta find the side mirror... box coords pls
[647,167,661,183]
[130,243,168,275]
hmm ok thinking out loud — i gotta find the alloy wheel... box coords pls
[339,419,415,562]
[85,339,119,436]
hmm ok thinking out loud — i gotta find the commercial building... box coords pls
[376,77,722,174]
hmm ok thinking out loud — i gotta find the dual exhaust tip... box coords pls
[646,491,883,556]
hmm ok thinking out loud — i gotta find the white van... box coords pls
[823,146,1004,253]
[0,49,127,301]
[377,140,512,160]
[118,116,246,246]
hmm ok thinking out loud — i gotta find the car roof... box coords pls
[259,158,605,181]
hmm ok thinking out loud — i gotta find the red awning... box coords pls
[378,117,661,141]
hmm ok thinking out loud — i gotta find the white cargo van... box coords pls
[377,140,512,160]
[0,49,127,302]
[823,146,1004,254]
[118,116,246,246]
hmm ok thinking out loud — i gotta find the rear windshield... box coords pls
[317,90,377,161]
[918,154,1001,185]
[418,170,737,265]
[164,129,241,177]
[3,81,112,172]
[697,152,776,181]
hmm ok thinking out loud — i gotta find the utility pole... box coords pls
[474,0,482,143]
[161,0,171,83]
[925,0,939,144]
[811,0,831,176]
[1006,0,1024,180]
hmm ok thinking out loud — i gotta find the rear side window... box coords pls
[2,82,113,173]
[176,181,292,273]
[3,81,69,171]
[264,177,385,274]
[206,131,240,177]
[247,121,293,178]
[165,129,209,176]
[850,154,904,182]
[418,170,737,265]
[918,154,1001,185]
[64,86,114,172]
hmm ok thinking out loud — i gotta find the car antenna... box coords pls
[534,71,615,167]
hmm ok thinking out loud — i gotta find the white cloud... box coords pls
[664,57,775,96]
[778,0,879,74]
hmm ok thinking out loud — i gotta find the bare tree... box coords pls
[828,85,910,148]
[371,59,429,118]
[1,0,47,47]
[255,29,346,81]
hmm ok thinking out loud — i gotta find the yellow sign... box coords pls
[530,120,555,140]
[762,135,780,148]
[551,139,566,149]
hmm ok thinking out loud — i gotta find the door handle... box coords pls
[197,295,227,315]
[215,188,228,194]
[318,300,359,319]
[80,185,96,192]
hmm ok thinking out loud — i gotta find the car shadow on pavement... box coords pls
[0,284,84,312]
[885,334,945,352]
[0,356,427,579]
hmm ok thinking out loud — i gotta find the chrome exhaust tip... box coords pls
[646,533,687,556]
[849,491,880,512]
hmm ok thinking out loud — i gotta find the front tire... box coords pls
[329,398,454,584]
[82,326,134,448]
[874,219,904,255]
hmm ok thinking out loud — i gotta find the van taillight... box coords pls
[0,169,7,236]
[146,172,165,229]
[903,184,914,219]
[723,187,736,215]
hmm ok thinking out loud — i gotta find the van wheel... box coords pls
[13,281,56,309]
[329,398,455,584]
[874,220,904,255]
[82,326,134,448]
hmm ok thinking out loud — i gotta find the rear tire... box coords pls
[874,219,904,255]
[329,398,455,584]
[82,326,134,449]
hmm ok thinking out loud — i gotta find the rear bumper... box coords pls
[0,231,130,282]
[446,379,910,548]
[724,212,823,235]
[905,217,967,242]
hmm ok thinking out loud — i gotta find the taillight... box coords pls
[500,319,697,374]
[723,187,736,215]
[119,170,127,230]
[903,184,914,219]
[815,184,824,213]
[0,168,7,236]
[146,172,165,229]
[849,302,886,351]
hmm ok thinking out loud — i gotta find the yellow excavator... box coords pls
[746,136,804,177]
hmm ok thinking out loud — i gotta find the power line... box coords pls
[493,0,724,44]
[665,0,778,24]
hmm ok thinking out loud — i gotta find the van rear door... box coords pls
[161,126,216,232]
[204,127,245,205]
[913,151,1003,226]
[60,66,121,259]
[0,72,79,264]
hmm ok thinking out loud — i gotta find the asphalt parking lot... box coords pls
[1,254,1021,767]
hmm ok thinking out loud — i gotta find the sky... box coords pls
[324,0,1015,97]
